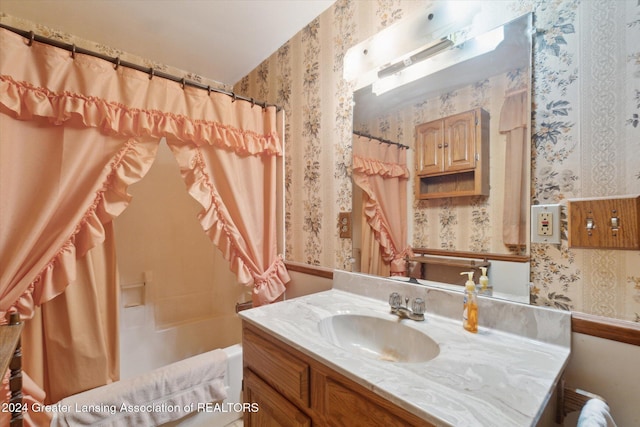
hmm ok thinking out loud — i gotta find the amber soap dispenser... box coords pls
[461,271,478,333]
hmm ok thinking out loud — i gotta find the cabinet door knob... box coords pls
[438,144,443,148]
[443,142,449,147]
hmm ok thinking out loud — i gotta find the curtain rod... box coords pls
[0,23,283,112]
[353,131,409,149]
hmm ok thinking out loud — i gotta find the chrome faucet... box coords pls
[388,292,425,321]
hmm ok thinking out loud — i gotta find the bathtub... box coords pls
[51,343,243,427]
[119,311,245,426]
[162,344,243,427]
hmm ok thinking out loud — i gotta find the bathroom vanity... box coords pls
[243,322,428,426]
[240,271,571,426]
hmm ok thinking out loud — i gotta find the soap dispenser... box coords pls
[461,271,478,333]
[478,267,492,296]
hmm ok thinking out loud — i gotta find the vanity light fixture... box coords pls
[377,36,454,79]
[343,1,482,90]
[372,25,504,96]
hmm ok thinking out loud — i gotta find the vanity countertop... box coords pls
[239,272,571,427]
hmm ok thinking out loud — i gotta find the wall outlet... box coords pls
[531,204,561,244]
[538,212,553,235]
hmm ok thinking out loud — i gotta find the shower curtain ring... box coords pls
[149,68,155,80]
[207,85,212,96]
[114,57,121,70]
[71,44,76,59]
[231,93,237,103]
[27,31,35,46]
[250,98,255,108]
[181,77,186,89]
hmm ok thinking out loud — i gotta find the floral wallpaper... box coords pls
[237,0,640,323]
[528,0,640,322]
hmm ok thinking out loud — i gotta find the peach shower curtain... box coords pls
[352,134,412,276]
[21,230,120,405]
[0,27,287,422]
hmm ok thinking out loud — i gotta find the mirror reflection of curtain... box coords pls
[0,27,287,422]
[499,89,529,247]
[352,134,412,276]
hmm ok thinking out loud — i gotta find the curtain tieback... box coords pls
[390,246,414,275]
[252,255,285,288]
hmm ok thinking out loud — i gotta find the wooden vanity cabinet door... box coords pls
[243,326,310,408]
[415,120,445,175]
[443,110,476,172]
[244,369,311,427]
[320,376,434,427]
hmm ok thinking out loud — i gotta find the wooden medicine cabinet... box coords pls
[414,107,489,199]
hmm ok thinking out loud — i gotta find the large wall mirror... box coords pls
[347,6,534,303]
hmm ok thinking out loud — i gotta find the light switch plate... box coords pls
[568,196,640,249]
[531,204,561,244]
[338,212,352,238]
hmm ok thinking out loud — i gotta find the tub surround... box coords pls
[240,271,571,426]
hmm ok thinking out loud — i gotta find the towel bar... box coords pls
[557,378,608,424]
[120,281,145,290]
[235,301,253,313]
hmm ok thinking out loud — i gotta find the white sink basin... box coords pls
[318,314,440,363]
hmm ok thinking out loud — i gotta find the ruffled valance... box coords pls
[353,154,410,179]
[0,76,283,157]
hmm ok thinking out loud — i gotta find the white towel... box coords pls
[51,349,228,427]
[577,398,617,427]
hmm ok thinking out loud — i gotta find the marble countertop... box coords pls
[240,272,571,426]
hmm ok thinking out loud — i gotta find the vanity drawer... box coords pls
[244,369,311,427]
[243,325,310,408]
[323,376,434,427]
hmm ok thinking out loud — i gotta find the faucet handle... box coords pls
[389,292,402,309]
[412,297,425,315]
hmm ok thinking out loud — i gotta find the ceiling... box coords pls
[0,0,336,85]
